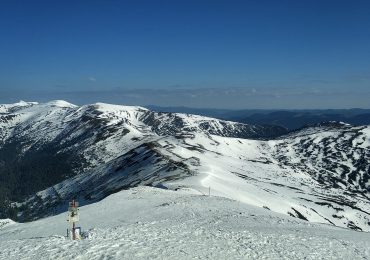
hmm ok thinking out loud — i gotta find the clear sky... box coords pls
[1,0,370,109]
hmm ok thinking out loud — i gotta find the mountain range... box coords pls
[0,100,369,232]
[147,105,370,130]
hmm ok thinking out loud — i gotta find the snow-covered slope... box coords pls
[1,187,370,259]
[0,101,369,232]
[0,101,284,168]
[0,100,38,114]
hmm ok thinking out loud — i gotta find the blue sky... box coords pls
[0,0,369,108]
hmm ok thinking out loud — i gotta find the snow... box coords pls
[155,132,370,231]
[0,100,38,113]
[0,219,15,229]
[359,126,370,148]
[94,102,148,113]
[45,100,77,108]
[1,100,370,233]
[1,187,369,260]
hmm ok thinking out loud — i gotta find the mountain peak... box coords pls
[93,102,148,112]
[0,100,39,113]
[44,100,77,108]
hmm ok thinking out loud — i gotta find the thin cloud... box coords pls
[32,86,370,109]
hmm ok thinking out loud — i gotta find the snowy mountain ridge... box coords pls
[0,101,369,232]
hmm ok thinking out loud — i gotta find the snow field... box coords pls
[1,187,369,260]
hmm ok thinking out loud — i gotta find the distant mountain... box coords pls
[146,105,271,120]
[232,110,370,130]
[0,101,369,232]
[147,105,370,130]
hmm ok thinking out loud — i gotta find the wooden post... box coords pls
[72,199,76,240]
[68,199,79,240]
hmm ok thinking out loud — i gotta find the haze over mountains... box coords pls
[147,105,370,130]
[0,100,369,233]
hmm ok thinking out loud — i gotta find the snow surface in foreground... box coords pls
[1,187,370,260]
